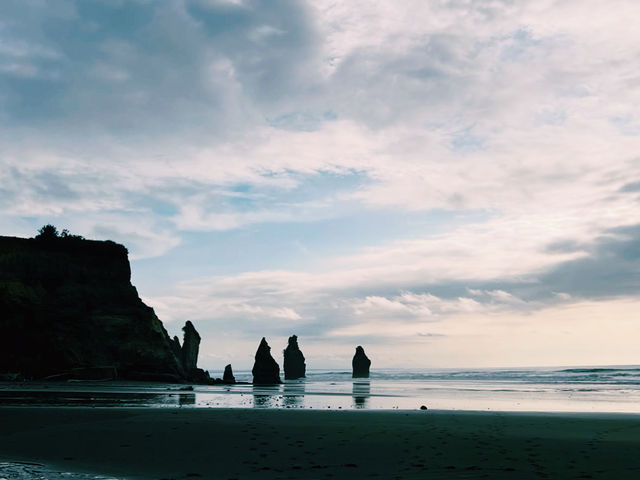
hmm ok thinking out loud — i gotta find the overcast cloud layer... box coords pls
[2,0,640,369]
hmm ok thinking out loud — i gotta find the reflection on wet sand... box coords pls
[283,379,305,407]
[352,380,370,408]
[0,389,186,407]
[179,393,196,406]
[252,384,281,408]
[0,377,391,410]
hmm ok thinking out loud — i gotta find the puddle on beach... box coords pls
[0,462,122,480]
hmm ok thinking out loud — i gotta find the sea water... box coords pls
[1,366,640,413]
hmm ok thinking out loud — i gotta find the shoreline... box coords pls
[4,403,640,417]
[2,406,640,479]
[4,376,640,413]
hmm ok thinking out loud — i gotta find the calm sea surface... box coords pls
[1,366,640,413]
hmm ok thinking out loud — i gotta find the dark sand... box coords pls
[1,407,640,479]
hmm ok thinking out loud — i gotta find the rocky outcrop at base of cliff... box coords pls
[352,345,371,378]
[252,337,282,384]
[0,232,188,382]
[283,335,306,380]
[171,320,212,383]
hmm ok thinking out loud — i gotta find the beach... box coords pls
[1,407,640,479]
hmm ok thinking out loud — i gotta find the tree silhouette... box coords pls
[34,225,85,241]
[35,224,59,240]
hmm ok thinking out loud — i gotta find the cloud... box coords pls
[553,292,571,300]
[3,0,640,252]
[2,0,640,367]
[351,292,486,319]
[537,224,640,299]
[468,289,526,305]
[619,181,640,193]
[146,215,640,354]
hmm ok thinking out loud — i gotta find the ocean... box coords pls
[2,365,640,413]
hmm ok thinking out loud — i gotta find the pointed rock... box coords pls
[252,337,282,384]
[283,335,306,380]
[181,320,201,372]
[223,364,236,384]
[352,345,371,378]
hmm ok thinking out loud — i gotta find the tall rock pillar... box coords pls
[252,337,282,384]
[283,335,306,380]
[352,345,371,378]
[181,320,201,372]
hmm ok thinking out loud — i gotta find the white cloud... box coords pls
[248,25,286,43]
[553,292,572,301]
[467,289,527,305]
[351,292,486,319]
[3,0,640,367]
[3,0,640,256]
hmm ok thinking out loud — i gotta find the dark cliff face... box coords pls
[0,234,186,380]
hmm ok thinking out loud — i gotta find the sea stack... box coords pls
[352,345,371,378]
[181,321,201,372]
[283,335,306,380]
[252,337,282,384]
[223,364,236,384]
[179,320,214,384]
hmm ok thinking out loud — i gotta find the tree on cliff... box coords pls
[35,224,59,240]
[35,225,84,241]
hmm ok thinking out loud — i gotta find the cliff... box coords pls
[0,232,187,381]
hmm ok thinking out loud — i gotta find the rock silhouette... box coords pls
[0,230,186,381]
[283,335,306,380]
[252,337,282,384]
[352,346,371,378]
[181,320,201,372]
[223,364,236,384]
[177,320,214,384]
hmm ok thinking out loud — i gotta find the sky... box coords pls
[2,0,640,371]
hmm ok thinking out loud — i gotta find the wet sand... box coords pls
[1,407,639,479]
